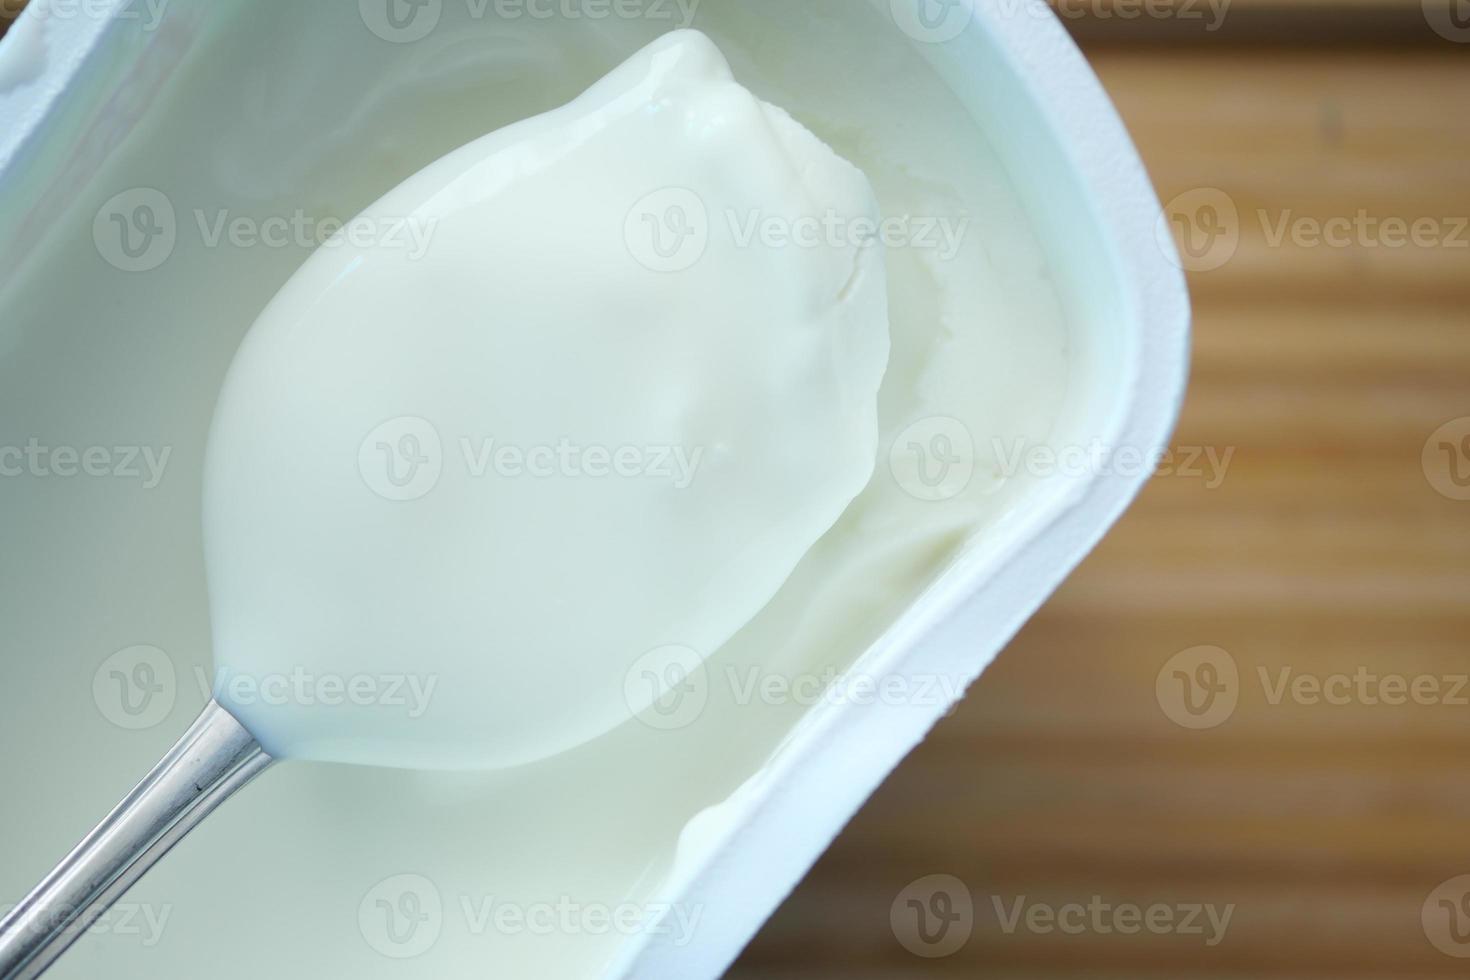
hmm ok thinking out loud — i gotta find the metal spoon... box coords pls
[0,702,270,979]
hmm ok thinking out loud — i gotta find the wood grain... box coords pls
[0,0,23,39]
[1052,0,1464,44]
[731,41,1470,980]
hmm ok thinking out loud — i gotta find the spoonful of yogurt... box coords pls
[0,29,889,978]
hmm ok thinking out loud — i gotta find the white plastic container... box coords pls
[0,2,1189,977]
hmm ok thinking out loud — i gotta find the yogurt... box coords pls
[203,31,891,770]
[0,2,1076,977]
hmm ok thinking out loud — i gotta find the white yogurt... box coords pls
[204,30,890,769]
[0,2,1074,977]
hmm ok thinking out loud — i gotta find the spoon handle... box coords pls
[0,700,272,979]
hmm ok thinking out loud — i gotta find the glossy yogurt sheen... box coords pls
[0,2,1073,978]
[204,29,890,770]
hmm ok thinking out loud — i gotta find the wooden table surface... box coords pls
[732,12,1470,980]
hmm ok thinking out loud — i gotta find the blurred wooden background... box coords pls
[733,6,1470,979]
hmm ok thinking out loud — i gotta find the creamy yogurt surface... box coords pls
[0,2,1080,977]
[205,30,891,770]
